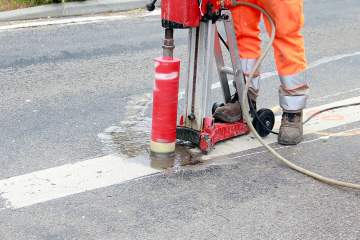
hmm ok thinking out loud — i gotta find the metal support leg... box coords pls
[213,11,245,105]
[214,27,232,103]
[183,12,245,128]
[223,12,245,104]
[177,12,250,152]
[184,22,216,131]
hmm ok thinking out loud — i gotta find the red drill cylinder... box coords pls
[150,57,180,154]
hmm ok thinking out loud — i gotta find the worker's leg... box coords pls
[213,0,262,122]
[231,0,262,99]
[262,0,308,144]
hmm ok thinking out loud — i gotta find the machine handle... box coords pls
[146,0,157,11]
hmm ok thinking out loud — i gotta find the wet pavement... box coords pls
[0,0,360,239]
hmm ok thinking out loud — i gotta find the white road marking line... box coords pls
[312,87,360,102]
[0,9,161,31]
[0,16,124,31]
[317,127,360,137]
[0,154,160,210]
[309,51,360,69]
[201,96,360,160]
[255,51,360,80]
[1,96,359,211]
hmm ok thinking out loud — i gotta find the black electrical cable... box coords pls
[217,32,360,134]
[303,102,360,125]
[218,32,229,51]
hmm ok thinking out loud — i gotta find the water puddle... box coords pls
[98,93,152,157]
[98,93,202,170]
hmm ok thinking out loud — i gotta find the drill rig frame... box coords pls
[149,0,275,154]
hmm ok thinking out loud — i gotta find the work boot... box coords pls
[213,101,242,123]
[213,92,257,123]
[278,111,303,145]
[232,89,258,114]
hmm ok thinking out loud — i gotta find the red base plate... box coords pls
[199,117,250,152]
[177,117,250,153]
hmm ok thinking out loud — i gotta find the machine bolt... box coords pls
[188,113,196,121]
[265,120,271,127]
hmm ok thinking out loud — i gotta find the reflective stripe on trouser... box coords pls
[279,71,309,112]
[240,58,260,99]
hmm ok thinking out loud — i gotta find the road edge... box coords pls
[0,0,157,22]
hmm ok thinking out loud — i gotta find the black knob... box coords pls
[146,0,157,11]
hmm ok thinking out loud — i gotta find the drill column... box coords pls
[150,29,180,154]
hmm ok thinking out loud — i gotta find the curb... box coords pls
[0,0,153,22]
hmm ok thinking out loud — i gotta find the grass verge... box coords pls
[0,0,84,11]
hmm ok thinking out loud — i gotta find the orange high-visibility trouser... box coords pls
[231,0,308,111]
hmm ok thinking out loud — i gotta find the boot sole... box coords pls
[277,136,303,146]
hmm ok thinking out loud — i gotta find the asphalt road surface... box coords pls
[0,0,360,239]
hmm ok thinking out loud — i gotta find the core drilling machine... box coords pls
[148,0,275,155]
[145,0,360,191]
